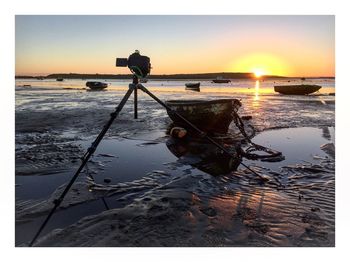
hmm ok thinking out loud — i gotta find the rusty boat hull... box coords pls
[165,99,241,134]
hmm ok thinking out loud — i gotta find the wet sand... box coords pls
[15,79,335,246]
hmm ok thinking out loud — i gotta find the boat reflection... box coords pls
[166,137,241,176]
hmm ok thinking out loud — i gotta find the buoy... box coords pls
[170,127,187,138]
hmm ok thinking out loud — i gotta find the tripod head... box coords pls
[116,50,151,80]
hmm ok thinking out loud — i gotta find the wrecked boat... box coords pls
[274,84,321,95]
[165,99,241,134]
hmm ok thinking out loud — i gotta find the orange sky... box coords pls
[15,15,335,77]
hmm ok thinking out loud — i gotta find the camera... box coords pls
[116,50,151,78]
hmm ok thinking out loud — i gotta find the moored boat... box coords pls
[165,99,241,134]
[274,84,321,95]
[85,81,108,90]
[185,82,200,92]
[56,78,64,81]
[212,77,231,83]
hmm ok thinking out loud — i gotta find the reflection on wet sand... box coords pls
[17,127,334,247]
[254,80,260,101]
[166,137,241,176]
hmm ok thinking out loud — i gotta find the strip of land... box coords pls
[15,72,290,80]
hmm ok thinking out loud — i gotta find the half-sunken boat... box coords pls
[165,99,241,134]
[212,77,231,83]
[185,82,200,92]
[85,81,108,90]
[274,84,321,95]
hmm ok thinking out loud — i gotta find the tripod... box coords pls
[29,75,273,246]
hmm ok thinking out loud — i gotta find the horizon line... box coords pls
[15,71,336,79]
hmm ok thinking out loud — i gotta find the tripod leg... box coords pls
[29,86,135,247]
[134,85,138,119]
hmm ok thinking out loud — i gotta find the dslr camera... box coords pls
[116,50,151,78]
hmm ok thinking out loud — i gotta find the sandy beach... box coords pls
[15,78,335,246]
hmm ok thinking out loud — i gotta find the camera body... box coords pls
[116,50,151,78]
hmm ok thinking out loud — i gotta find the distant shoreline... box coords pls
[15,72,335,80]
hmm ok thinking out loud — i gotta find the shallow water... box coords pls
[15,78,335,246]
[15,127,335,246]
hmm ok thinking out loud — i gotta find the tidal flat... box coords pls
[15,78,335,246]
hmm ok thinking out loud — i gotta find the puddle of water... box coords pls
[246,127,335,170]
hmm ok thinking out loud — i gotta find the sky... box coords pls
[15,15,335,77]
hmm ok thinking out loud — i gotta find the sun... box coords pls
[253,69,265,78]
[230,53,291,77]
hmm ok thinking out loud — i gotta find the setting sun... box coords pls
[230,53,292,77]
[253,69,265,78]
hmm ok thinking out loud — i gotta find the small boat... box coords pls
[85,81,108,90]
[36,77,44,80]
[301,77,306,81]
[274,84,321,95]
[185,82,200,92]
[212,77,231,84]
[56,78,64,81]
[165,99,241,134]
